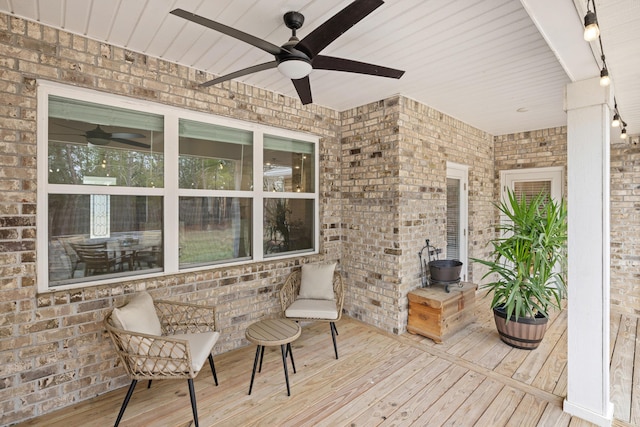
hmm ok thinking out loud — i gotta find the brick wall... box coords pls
[6,9,636,425]
[339,97,495,334]
[495,128,640,317]
[610,142,640,316]
[0,15,341,424]
[396,98,495,331]
[339,98,403,332]
[494,127,568,200]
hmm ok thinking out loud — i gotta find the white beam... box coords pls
[519,0,598,82]
[563,77,614,427]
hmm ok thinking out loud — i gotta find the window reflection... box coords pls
[263,135,314,193]
[263,198,314,255]
[48,96,164,188]
[179,197,252,267]
[48,194,164,286]
[179,119,253,191]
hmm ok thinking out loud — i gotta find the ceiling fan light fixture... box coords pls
[277,58,312,79]
[583,10,600,41]
[86,137,111,146]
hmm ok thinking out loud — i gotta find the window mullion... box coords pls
[164,113,180,273]
[253,130,265,262]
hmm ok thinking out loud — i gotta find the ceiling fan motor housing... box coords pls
[283,11,305,31]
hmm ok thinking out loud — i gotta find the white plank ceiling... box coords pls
[1,0,638,138]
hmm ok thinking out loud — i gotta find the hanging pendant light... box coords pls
[612,113,620,128]
[599,67,610,86]
[583,9,600,41]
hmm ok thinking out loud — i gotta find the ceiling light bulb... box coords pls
[612,113,620,127]
[277,58,312,80]
[583,10,600,41]
[621,128,627,139]
[599,68,610,86]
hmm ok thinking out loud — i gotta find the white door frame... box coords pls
[500,166,564,204]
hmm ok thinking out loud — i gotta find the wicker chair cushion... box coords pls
[151,332,219,372]
[112,292,162,336]
[285,298,338,320]
[299,261,336,300]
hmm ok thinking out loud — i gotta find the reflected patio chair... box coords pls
[70,242,130,276]
[104,292,219,427]
[279,262,344,359]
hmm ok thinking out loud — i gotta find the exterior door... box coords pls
[446,162,468,281]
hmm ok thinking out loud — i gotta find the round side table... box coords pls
[245,318,301,396]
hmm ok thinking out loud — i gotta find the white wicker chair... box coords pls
[104,292,219,427]
[279,265,344,359]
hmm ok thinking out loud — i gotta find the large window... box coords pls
[38,83,319,291]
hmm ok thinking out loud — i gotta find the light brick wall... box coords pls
[610,142,640,316]
[0,15,341,425]
[397,98,495,331]
[339,98,403,332]
[339,97,495,334]
[495,128,640,316]
[494,127,568,201]
[4,10,635,425]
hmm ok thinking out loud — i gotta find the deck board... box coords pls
[610,315,637,422]
[15,302,638,427]
[631,319,640,426]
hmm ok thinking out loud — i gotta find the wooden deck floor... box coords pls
[16,303,638,427]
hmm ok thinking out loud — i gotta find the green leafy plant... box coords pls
[473,189,567,321]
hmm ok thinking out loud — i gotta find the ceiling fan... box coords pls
[52,123,149,149]
[170,0,405,105]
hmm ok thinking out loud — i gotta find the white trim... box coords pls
[563,399,613,427]
[164,112,180,273]
[500,166,564,202]
[37,80,320,292]
[253,130,265,263]
[445,161,468,281]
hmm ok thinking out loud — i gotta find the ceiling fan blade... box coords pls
[110,132,145,139]
[109,138,151,149]
[170,9,287,56]
[313,55,404,78]
[201,61,278,87]
[292,76,313,105]
[296,0,384,58]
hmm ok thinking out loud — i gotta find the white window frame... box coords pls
[37,81,320,292]
[446,161,469,281]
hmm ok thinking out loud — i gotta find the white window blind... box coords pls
[513,180,551,204]
[446,177,460,260]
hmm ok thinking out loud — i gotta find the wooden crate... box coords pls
[407,282,477,343]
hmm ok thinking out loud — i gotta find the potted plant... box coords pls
[473,189,567,350]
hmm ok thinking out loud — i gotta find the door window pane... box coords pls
[179,119,253,190]
[264,198,314,255]
[264,135,314,193]
[179,197,252,267]
[48,194,164,286]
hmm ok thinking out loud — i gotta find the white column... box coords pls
[563,77,614,426]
